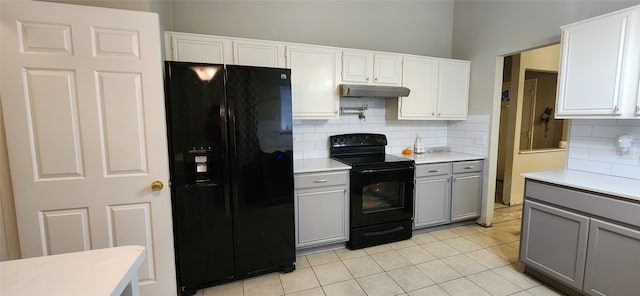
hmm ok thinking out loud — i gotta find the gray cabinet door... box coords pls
[451,173,482,222]
[583,218,640,296]
[414,176,450,228]
[296,189,348,248]
[521,200,589,290]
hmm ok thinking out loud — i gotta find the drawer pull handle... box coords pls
[428,169,440,173]
[313,179,329,183]
[464,166,475,169]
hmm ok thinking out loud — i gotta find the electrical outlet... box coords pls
[474,134,486,145]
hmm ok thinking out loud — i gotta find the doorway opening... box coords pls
[495,44,569,210]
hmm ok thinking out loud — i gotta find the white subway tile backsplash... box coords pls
[567,158,613,175]
[612,164,640,179]
[567,119,640,179]
[292,98,491,159]
[589,149,639,166]
[569,125,592,137]
[569,137,616,150]
[567,147,590,160]
[447,114,490,157]
[592,125,637,137]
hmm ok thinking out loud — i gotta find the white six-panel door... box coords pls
[1,1,176,295]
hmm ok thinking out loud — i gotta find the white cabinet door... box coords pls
[233,39,286,68]
[437,59,470,119]
[287,45,341,119]
[393,56,438,119]
[414,176,450,228]
[373,54,403,86]
[583,218,640,296]
[165,31,232,63]
[342,51,373,84]
[342,51,402,86]
[2,2,176,295]
[556,8,639,117]
[388,56,469,120]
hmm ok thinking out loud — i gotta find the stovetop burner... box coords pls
[329,133,413,168]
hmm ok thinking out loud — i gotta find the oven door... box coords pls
[350,164,414,228]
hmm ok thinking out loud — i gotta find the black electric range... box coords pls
[329,133,415,249]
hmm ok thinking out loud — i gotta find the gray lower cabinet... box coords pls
[413,159,483,229]
[583,218,640,296]
[294,170,349,248]
[521,199,589,290]
[451,160,483,222]
[414,167,450,228]
[522,179,640,295]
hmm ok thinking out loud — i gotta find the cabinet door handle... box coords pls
[464,166,475,169]
[428,169,440,173]
[313,179,329,183]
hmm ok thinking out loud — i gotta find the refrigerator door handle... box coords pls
[230,115,238,157]
[229,114,238,217]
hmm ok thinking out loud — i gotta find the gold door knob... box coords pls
[151,180,164,191]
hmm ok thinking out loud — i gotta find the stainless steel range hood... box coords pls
[339,84,410,98]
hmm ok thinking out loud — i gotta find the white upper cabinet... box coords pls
[164,31,472,120]
[556,5,640,118]
[232,39,286,68]
[165,31,232,64]
[390,56,438,119]
[342,51,402,86]
[437,59,470,119]
[287,45,341,119]
[387,56,470,120]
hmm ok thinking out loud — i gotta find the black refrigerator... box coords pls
[164,61,295,295]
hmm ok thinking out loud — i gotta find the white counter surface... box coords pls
[395,152,486,164]
[522,170,640,202]
[1,245,146,296]
[294,158,351,174]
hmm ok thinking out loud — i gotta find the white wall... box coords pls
[451,0,640,224]
[169,0,454,58]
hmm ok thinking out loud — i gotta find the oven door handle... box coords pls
[352,166,414,174]
[363,226,405,237]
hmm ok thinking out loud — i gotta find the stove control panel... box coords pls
[330,133,387,148]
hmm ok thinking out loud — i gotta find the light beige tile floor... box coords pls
[199,204,565,296]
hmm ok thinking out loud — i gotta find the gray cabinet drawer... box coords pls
[525,180,640,227]
[452,160,483,173]
[415,163,451,177]
[295,171,348,189]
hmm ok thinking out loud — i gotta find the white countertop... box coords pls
[294,152,485,173]
[0,245,146,296]
[294,158,351,173]
[522,170,640,202]
[394,152,486,164]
